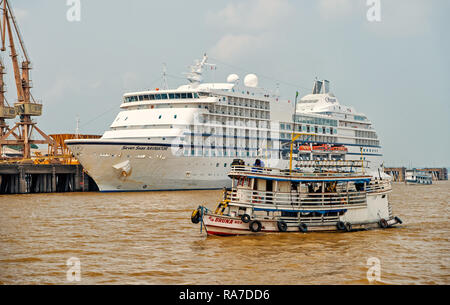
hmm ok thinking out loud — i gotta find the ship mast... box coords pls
[0,0,54,159]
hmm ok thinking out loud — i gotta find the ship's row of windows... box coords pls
[124,92,200,103]
[362,148,379,153]
[198,114,270,128]
[226,96,270,110]
[292,115,338,127]
[207,107,270,119]
[356,138,380,146]
[340,121,372,130]
[281,124,335,135]
[355,130,378,139]
[180,147,276,159]
[319,112,368,123]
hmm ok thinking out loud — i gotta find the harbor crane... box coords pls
[0,0,54,160]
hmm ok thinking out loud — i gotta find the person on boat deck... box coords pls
[252,159,265,172]
[253,159,264,167]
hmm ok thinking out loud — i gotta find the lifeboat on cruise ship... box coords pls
[312,144,331,151]
[331,146,348,152]
[298,145,311,151]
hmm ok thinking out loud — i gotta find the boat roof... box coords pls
[229,165,372,183]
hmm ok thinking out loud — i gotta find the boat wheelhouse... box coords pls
[192,159,402,235]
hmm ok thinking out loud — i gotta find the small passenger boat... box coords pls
[191,159,402,236]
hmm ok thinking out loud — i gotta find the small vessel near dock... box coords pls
[405,169,433,185]
[191,159,402,236]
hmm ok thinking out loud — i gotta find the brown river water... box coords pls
[0,181,448,285]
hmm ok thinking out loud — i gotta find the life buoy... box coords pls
[277,220,288,232]
[298,223,308,232]
[336,221,346,231]
[241,214,251,223]
[344,222,352,232]
[249,220,262,232]
[191,208,201,224]
[379,218,388,228]
[394,216,403,224]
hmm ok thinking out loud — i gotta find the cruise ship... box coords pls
[66,55,385,192]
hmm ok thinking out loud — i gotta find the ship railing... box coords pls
[299,215,341,224]
[366,180,392,193]
[230,188,367,207]
[230,165,368,179]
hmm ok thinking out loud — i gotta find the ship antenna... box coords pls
[75,115,80,139]
[184,53,216,85]
[162,63,168,89]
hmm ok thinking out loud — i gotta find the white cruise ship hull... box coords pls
[66,139,288,192]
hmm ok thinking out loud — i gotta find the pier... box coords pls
[384,167,448,182]
[0,164,98,194]
[384,167,406,182]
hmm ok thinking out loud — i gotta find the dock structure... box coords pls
[384,167,406,182]
[384,167,448,182]
[416,168,448,181]
[0,164,98,194]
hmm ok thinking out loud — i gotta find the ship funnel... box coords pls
[312,80,330,94]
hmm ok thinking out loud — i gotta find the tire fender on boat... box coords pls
[277,220,288,232]
[241,214,251,223]
[336,221,346,231]
[394,216,403,224]
[191,208,201,224]
[298,223,308,232]
[344,222,352,232]
[249,220,262,232]
[379,218,388,228]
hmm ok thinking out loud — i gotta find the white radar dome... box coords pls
[227,74,240,83]
[244,74,258,87]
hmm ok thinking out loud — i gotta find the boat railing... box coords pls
[230,165,368,179]
[366,180,392,193]
[280,214,340,224]
[230,188,367,207]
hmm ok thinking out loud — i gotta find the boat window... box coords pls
[154,94,161,100]
[143,95,150,100]
[160,94,168,99]
[148,95,155,100]
[187,93,193,98]
[138,95,144,101]
[169,93,175,99]
[193,93,199,98]
[181,93,187,99]
[175,93,181,99]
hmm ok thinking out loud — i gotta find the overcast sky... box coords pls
[5,0,449,168]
